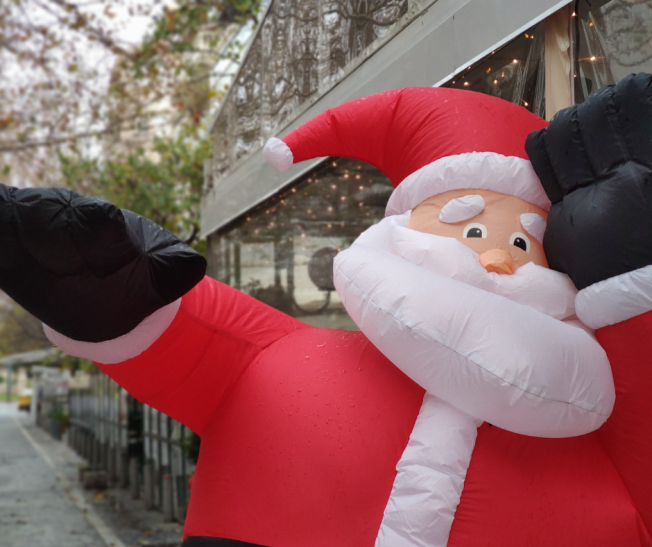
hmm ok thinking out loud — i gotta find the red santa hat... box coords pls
[263,87,551,215]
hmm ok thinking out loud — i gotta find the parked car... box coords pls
[18,388,32,411]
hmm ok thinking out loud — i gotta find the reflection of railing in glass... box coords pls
[443,23,546,117]
[573,0,652,104]
[209,0,437,185]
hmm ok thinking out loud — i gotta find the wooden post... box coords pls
[129,457,140,499]
[143,461,154,510]
[162,474,174,522]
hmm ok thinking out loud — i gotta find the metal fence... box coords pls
[67,372,196,522]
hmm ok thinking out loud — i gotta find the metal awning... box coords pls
[0,347,60,367]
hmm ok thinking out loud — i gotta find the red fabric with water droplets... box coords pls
[596,310,652,535]
[448,424,651,547]
[98,277,652,546]
[282,87,548,187]
[448,311,652,547]
[97,276,426,546]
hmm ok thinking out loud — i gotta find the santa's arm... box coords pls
[526,73,652,533]
[334,243,614,439]
[0,185,306,435]
[46,276,305,435]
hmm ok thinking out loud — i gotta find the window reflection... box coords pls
[444,22,546,117]
[207,158,394,330]
[573,0,652,103]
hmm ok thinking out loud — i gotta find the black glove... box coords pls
[0,185,206,342]
[525,72,652,290]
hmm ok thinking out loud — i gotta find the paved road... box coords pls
[0,402,184,547]
[0,402,108,546]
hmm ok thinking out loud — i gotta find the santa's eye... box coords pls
[463,223,487,239]
[510,232,531,252]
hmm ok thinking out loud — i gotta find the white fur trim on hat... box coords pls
[263,137,294,172]
[385,152,551,216]
[576,265,652,330]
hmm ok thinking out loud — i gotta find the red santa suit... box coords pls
[43,88,651,546]
[46,266,648,547]
[446,267,652,547]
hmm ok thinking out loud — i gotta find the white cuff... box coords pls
[576,265,652,330]
[263,137,293,172]
[43,299,181,365]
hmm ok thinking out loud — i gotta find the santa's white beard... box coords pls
[333,212,614,438]
[358,212,579,321]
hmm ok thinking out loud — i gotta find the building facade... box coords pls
[202,0,652,329]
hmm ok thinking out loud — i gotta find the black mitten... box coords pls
[525,72,652,290]
[0,185,206,342]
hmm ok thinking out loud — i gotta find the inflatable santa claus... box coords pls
[0,76,650,547]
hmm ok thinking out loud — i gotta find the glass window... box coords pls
[207,158,394,330]
[207,16,572,328]
[574,0,652,103]
[443,22,547,118]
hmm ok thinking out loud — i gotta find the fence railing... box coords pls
[67,372,196,522]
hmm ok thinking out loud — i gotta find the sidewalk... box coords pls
[0,402,184,547]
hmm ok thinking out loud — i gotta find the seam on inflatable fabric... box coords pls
[136,303,280,433]
[384,93,402,172]
[608,88,633,166]
[180,303,307,349]
[157,306,263,436]
[399,459,467,481]
[335,264,609,418]
[202,323,318,433]
[572,108,599,181]
[595,431,652,544]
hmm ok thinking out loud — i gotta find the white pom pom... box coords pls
[263,137,294,172]
[439,194,485,223]
[520,213,546,244]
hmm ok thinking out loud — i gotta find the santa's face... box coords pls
[408,189,548,273]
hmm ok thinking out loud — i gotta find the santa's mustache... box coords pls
[357,213,578,322]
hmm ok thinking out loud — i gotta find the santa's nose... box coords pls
[478,249,516,275]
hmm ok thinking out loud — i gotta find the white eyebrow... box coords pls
[520,213,546,243]
[439,195,485,223]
